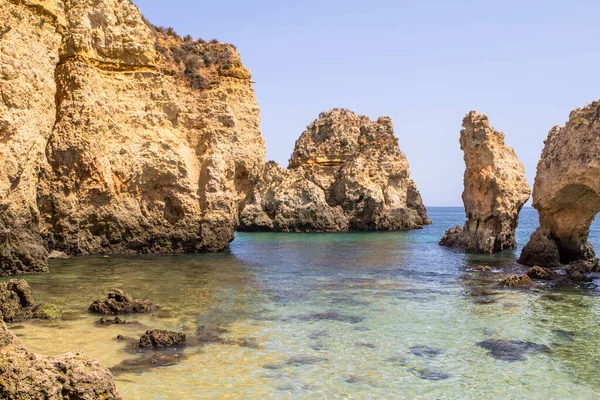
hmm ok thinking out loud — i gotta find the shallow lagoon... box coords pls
[7,207,600,399]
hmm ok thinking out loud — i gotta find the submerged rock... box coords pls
[0,279,35,322]
[498,275,534,288]
[139,330,186,349]
[410,367,451,381]
[240,109,430,232]
[477,339,549,361]
[520,101,600,267]
[0,318,121,399]
[409,345,444,358]
[111,352,188,376]
[440,111,530,253]
[299,311,364,324]
[89,288,160,315]
[32,303,63,320]
[0,0,265,276]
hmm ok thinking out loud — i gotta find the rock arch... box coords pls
[520,101,600,267]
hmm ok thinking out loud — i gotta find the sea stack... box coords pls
[0,0,265,276]
[240,109,430,232]
[440,111,530,253]
[520,101,600,267]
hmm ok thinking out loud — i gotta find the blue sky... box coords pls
[134,0,600,206]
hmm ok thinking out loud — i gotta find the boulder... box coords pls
[526,266,555,281]
[89,288,160,315]
[240,109,430,232]
[498,275,534,288]
[520,101,600,267]
[139,330,186,349]
[0,279,35,322]
[0,318,121,399]
[440,111,530,253]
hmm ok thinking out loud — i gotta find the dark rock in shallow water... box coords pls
[96,317,129,325]
[286,356,327,366]
[551,330,576,341]
[89,288,160,315]
[384,356,407,365]
[0,279,35,322]
[355,342,377,349]
[111,352,188,376]
[409,345,444,358]
[477,339,550,361]
[299,312,364,324]
[527,266,555,280]
[308,330,328,340]
[139,330,186,349]
[411,367,451,381]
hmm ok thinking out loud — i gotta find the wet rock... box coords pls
[498,275,534,288]
[471,265,493,272]
[138,330,186,349]
[47,251,70,260]
[0,318,121,398]
[565,260,599,282]
[286,356,327,366]
[240,109,430,232]
[527,266,555,280]
[311,344,325,351]
[409,345,444,358]
[96,317,129,326]
[300,312,364,324]
[440,111,530,253]
[477,339,550,361]
[111,352,188,376]
[31,303,62,320]
[89,288,160,315]
[411,367,451,381]
[0,279,35,322]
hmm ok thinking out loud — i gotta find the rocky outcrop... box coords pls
[240,109,430,232]
[0,317,121,399]
[520,101,600,267]
[498,275,533,288]
[0,0,265,275]
[89,288,160,315]
[440,111,530,253]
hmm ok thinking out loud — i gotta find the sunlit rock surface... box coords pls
[440,111,530,253]
[240,109,430,232]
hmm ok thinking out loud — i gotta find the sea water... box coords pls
[6,207,600,399]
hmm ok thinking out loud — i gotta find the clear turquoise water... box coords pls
[7,207,600,399]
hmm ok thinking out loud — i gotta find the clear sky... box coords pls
[134,0,600,206]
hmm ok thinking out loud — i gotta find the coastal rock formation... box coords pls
[520,101,600,267]
[89,288,160,315]
[240,109,430,231]
[0,0,265,275]
[440,111,530,253]
[0,317,121,399]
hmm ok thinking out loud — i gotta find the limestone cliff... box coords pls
[240,109,430,232]
[0,317,121,399]
[440,111,530,253]
[520,101,600,267]
[0,0,265,275]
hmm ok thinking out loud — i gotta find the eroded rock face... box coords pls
[520,101,600,267]
[0,317,121,399]
[0,0,265,275]
[240,109,430,232]
[0,279,35,322]
[440,111,530,253]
